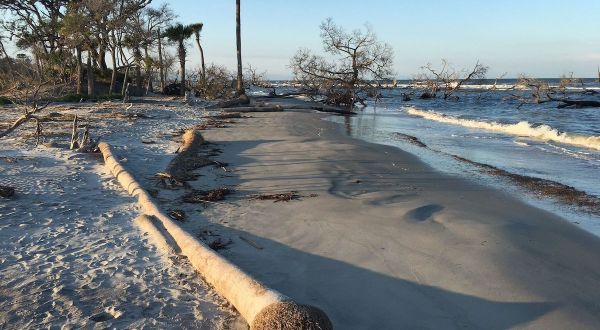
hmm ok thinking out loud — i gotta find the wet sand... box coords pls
[196,103,600,329]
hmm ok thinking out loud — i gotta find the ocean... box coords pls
[320,79,600,235]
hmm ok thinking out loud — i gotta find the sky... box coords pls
[154,0,600,79]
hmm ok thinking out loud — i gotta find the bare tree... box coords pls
[290,18,394,108]
[415,59,488,99]
[509,74,600,109]
[0,60,60,141]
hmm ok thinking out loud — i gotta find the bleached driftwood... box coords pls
[0,103,49,139]
[135,214,178,255]
[98,142,331,329]
[69,115,79,150]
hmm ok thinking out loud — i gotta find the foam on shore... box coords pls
[406,108,600,151]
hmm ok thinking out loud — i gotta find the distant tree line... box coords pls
[0,0,247,99]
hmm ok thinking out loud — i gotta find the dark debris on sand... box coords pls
[182,187,232,203]
[253,191,318,203]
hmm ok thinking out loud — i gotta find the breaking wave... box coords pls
[406,108,600,151]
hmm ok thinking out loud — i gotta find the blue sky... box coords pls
[156,0,600,79]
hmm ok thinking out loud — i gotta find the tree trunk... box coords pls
[109,46,117,96]
[76,47,83,95]
[235,0,244,95]
[134,48,143,96]
[87,50,95,97]
[143,46,152,93]
[178,41,186,96]
[158,28,165,93]
[122,65,129,96]
[97,43,108,74]
[195,36,206,81]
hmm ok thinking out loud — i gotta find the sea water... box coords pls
[324,80,600,236]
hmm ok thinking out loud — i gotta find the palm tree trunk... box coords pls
[236,0,244,95]
[195,36,206,81]
[158,28,165,93]
[179,41,186,96]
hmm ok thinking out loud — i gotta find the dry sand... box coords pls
[0,101,244,328]
[192,105,600,329]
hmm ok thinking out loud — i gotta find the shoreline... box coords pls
[194,100,600,329]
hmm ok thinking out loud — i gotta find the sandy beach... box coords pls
[190,101,600,329]
[1,98,599,329]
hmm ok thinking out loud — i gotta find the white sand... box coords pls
[0,100,244,328]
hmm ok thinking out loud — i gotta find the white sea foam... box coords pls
[406,108,600,151]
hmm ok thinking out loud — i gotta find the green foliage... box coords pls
[163,23,195,43]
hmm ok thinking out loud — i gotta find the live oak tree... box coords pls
[290,18,394,108]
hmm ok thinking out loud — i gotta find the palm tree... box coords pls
[164,23,194,95]
[235,0,244,95]
[189,23,206,82]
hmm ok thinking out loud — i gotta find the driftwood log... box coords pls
[161,129,210,183]
[219,106,283,113]
[98,142,331,329]
[209,94,251,109]
[284,104,356,116]
[557,99,600,109]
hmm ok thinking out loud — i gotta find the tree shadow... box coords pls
[214,224,557,330]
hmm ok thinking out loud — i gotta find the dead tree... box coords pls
[290,18,394,108]
[508,74,600,109]
[0,82,52,140]
[415,59,488,100]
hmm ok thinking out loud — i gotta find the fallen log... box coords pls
[135,214,179,255]
[159,130,212,186]
[209,113,243,119]
[0,185,15,198]
[219,105,283,113]
[0,112,37,139]
[284,105,356,115]
[557,99,600,109]
[209,94,251,109]
[98,142,331,330]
